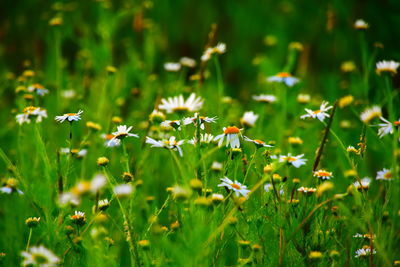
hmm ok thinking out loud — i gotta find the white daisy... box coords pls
[158,93,204,114]
[313,170,333,180]
[114,184,133,198]
[188,133,215,145]
[300,101,333,122]
[201,43,226,61]
[354,19,369,30]
[218,177,250,197]
[21,245,60,267]
[376,60,399,75]
[164,62,181,72]
[107,125,139,146]
[252,94,277,103]
[360,106,382,123]
[376,168,392,181]
[297,93,311,104]
[161,120,182,131]
[214,126,242,148]
[264,183,284,195]
[90,174,107,193]
[16,106,48,125]
[27,83,49,96]
[355,247,376,258]
[297,187,316,195]
[278,153,307,168]
[211,161,223,171]
[183,113,217,130]
[180,57,196,68]
[353,177,371,190]
[145,136,185,156]
[267,72,299,87]
[243,136,273,148]
[55,110,83,123]
[240,111,259,128]
[375,117,399,138]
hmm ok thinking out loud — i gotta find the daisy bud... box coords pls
[23,94,34,101]
[106,66,117,74]
[316,182,334,198]
[145,196,155,203]
[172,186,191,201]
[97,157,109,166]
[170,220,180,230]
[94,214,108,224]
[25,217,40,228]
[263,164,273,174]
[252,244,262,251]
[22,70,35,77]
[15,85,26,93]
[86,121,102,131]
[111,116,123,124]
[210,193,224,205]
[98,199,110,211]
[288,137,303,146]
[238,240,251,248]
[309,251,323,259]
[194,197,211,207]
[227,217,238,225]
[122,172,134,182]
[189,179,203,191]
[289,42,303,51]
[341,61,356,73]
[329,250,340,258]
[138,240,150,250]
[344,169,357,178]
[49,17,63,26]
[70,211,86,226]
[149,110,166,124]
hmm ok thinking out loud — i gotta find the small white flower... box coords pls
[278,153,307,168]
[107,125,139,146]
[297,187,316,194]
[375,117,399,138]
[164,62,181,72]
[161,120,181,131]
[183,113,217,130]
[214,126,242,148]
[188,133,215,145]
[243,136,273,148]
[240,111,259,127]
[27,83,49,96]
[297,93,311,104]
[264,183,284,195]
[376,60,399,75]
[21,245,60,267]
[61,89,76,99]
[355,247,376,258]
[90,174,107,193]
[16,106,48,125]
[376,168,392,181]
[179,57,196,68]
[353,177,371,190]
[211,161,223,171]
[58,192,80,206]
[313,170,333,180]
[55,110,83,123]
[354,19,369,30]
[114,184,133,197]
[201,43,226,61]
[252,94,277,103]
[159,93,204,114]
[267,72,299,87]
[360,106,382,123]
[300,101,333,122]
[146,136,185,156]
[218,177,250,197]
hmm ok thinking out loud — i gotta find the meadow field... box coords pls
[1,0,400,266]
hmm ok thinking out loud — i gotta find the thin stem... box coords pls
[25,228,33,251]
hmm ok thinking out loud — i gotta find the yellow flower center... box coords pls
[254,139,264,144]
[66,113,77,116]
[316,171,331,177]
[286,157,297,162]
[384,172,392,179]
[224,126,240,134]
[32,254,48,264]
[231,183,241,190]
[394,121,400,126]
[313,110,321,114]
[277,72,291,78]
[172,107,189,112]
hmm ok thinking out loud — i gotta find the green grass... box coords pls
[0,0,400,266]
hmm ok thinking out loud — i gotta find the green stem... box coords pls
[25,228,33,251]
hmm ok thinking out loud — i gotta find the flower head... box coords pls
[161,120,181,131]
[114,184,133,198]
[353,177,371,191]
[376,60,399,75]
[70,211,86,226]
[252,94,277,103]
[355,247,376,258]
[300,101,333,122]
[146,136,185,156]
[376,168,392,181]
[183,113,217,130]
[218,177,250,197]
[201,43,226,61]
[214,126,242,148]
[375,117,399,138]
[278,153,307,168]
[188,133,215,146]
[55,110,83,123]
[16,106,48,125]
[27,83,49,96]
[314,170,333,180]
[158,93,203,114]
[179,57,196,68]
[360,106,382,123]
[164,62,181,72]
[297,187,317,195]
[354,19,369,30]
[267,72,299,87]
[240,111,259,128]
[21,246,60,267]
[243,136,273,148]
[107,125,138,146]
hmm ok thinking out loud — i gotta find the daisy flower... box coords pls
[376,60,400,75]
[21,245,60,267]
[240,111,259,128]
[353,177,371,190]
[211,161,223,171]
[376,117,399,138]
[297,187,317,195]
[164,62,181,72]
[252,94,277,103]
[376,168,392,181]
[16,106,48,125]
[218,177,250,197]
[354,19,369,30]
[107,125,139,146]
[114,184,133,198]
[55,110,83,123]
[278,153,307,168]
[70,211,86,226]
[145,136,185,156]
[267,72,299,87]
[264,183,285,195]
[243,136,273,148]
[201,43,226,61]
[161,120,181,131]
[101,134,120,147]
[158,93,204,114]
[214,126,242,148]
[355,247,376,258]
[313,170,333,180]
[1,178,23,195]
[188,133,215,146]
[300,101,333,122]
[297,93,311,104]
[180,57,196,68]
[27,83,49,96]
[360,106,382,123]
[183,113,217,130]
